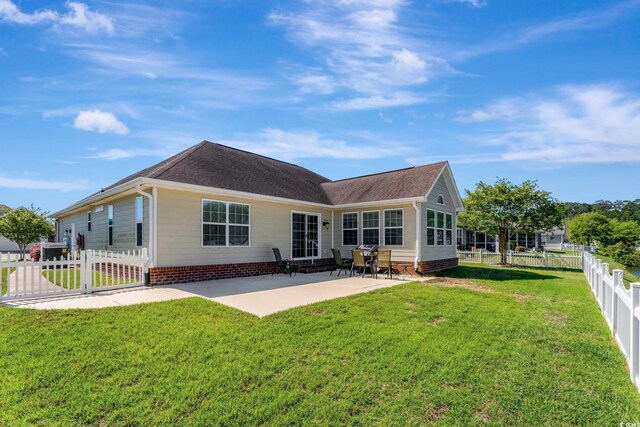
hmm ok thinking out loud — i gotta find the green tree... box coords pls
[458,179,565,264]
[0,206,54,260]
[610,219,640,246]
[567,212,612,246]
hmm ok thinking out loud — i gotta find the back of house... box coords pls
[52,141,464,285]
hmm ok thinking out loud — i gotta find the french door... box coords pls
[292,213,320,259]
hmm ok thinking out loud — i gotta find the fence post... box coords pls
[601,263,609,313]
[479,251,483,264]
[79,250,86,294]
[612,269,623,333]
[630,283,640,387]
[85,250,93,294]
[508,250,512,264]
[543,251,548,268]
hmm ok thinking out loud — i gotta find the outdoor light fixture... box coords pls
[322,220,330,230]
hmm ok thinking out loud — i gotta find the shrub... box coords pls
[600,242,640,267]
[515,246,526,253]
[29,243,41,261]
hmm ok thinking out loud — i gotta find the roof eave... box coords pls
[51,178,143,218]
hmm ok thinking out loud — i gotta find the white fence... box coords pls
[457,250,583,270]
[583,252,640,391]
[0,249,149,301]
[561,243,596,253]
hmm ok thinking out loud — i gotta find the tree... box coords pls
[567,212,612,246]
[458,179,565,264]
[610,219,640,246]
[0,206,54,260]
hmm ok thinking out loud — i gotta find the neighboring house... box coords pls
[52,142,464,285]
[457,227,565,252]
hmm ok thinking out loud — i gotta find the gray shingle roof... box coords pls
[102,141,446,205]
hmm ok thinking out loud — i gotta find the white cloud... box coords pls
[88,148,155,160]
[445,0,487,7]
[0,176,87,192]
[220,128,409,161]
[459,84,640,164]
[0,1,113,34]
[332,92,426,110]
[73,110,129,135]
[271,0,439,108]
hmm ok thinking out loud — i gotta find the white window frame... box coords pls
[383,208,404,247]
[436,194,445,205]
[445,213,453,246]
[436,210,445,246]
[201,199,251,248]
[135,196,143,247]
[291,210,322,260]
[107,204,114,246]
[426,209,436,246]
[342,212,359,246]
[87,211,92,232]
[362,210,381,246]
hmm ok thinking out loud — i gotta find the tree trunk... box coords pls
[498,228,509,265]
[19,244,26,261]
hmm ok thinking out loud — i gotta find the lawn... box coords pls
[44,269,136,289]
[1,264,640,425]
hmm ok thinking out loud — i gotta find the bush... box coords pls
[515,246,526,253]
[600,242,640,267]
[29,244,41,261]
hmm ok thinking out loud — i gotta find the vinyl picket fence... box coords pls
[0,248,149,301]
[457,250,583,270]
[583,252,640,391]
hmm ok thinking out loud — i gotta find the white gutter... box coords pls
[51,178,143,218]
[135,183,155,268]
[413,201,421,271]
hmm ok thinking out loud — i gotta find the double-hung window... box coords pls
[437,211,445,246]
[202,200,250,247]
[362,211,380,246]
[446,213,453,245]
[135,196,143,247]
[342,213,358,246]
[107,205,114,246]
[384,209,403,246]
[426,209,435,246]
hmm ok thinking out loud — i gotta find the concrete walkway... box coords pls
[3,272,411,317]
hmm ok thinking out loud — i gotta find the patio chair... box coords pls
[350,249,372,277]
[375,250,393,279]
[330,249,352,276]
[272,248,297,276]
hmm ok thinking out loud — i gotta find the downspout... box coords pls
[152,187,158,268]
[331,210,334,249]
[135,183,155,269]
[413,201,421,272]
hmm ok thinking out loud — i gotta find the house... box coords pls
[52,142,464,285]
[457,227,563,252]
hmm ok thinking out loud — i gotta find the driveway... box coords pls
[3,272,411,316]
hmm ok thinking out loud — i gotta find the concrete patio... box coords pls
[3,272,412,317]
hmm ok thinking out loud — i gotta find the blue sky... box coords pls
[1,0,640,212]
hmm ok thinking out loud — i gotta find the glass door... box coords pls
[291,213,320,258]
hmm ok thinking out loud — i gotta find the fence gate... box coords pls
[0,249,149,302]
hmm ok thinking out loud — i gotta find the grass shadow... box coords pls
[434,264,561,282]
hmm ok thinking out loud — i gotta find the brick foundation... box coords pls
[149,258,334,286]
[148,257,458,285]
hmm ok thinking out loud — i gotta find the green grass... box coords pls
[1,264,640,425]
[593,252,640,287]
[44,269,136,288]
[1,266,14,295]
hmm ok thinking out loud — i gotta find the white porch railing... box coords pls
[457,250,583,269]
[0,248,148,301]
[583,252,640,391]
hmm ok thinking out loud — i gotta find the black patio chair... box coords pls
[272,248,297,276]
[330,248,352,276]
